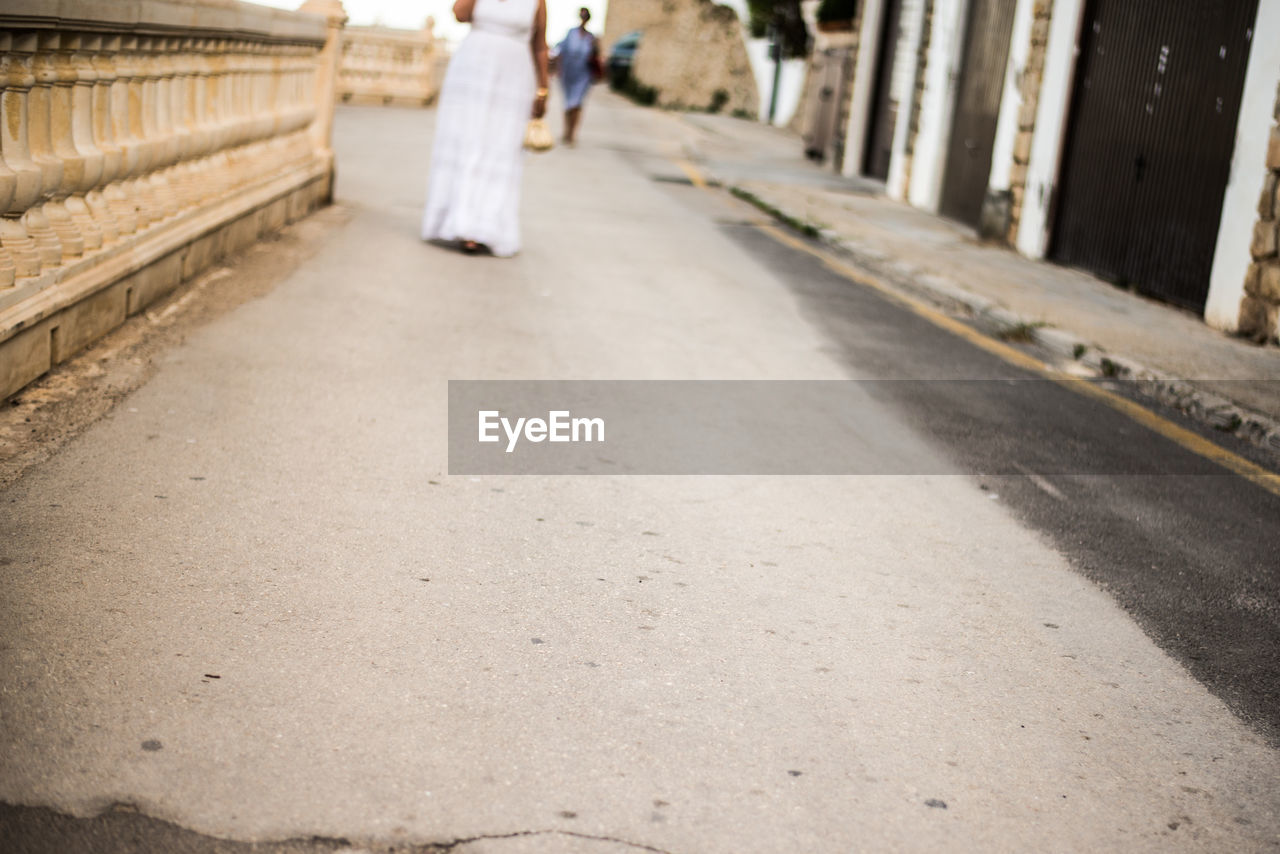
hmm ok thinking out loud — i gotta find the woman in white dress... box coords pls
[422,0,549,257]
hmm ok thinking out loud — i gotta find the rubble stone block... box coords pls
[1013,133,1033,163]
[1253,262,1280,301]
[1244,262,1262,297]
[1017,99,1038,128]
[1268,127,1280,170]
[1019,69,1042,99]
[1259,173,1277,220]
[1251,219,1279,259]
[1030,17,1050,45]
[1238,296,1279,341]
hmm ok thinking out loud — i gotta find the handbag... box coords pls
[588,40,604,82]
[523,118,554,152]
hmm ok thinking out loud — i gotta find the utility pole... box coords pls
[767,13,783,125]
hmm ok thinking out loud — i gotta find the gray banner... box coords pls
[448,380,1272,475]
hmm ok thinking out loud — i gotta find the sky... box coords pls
[254,0,748,44]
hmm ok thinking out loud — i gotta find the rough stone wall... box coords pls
[898,0,934,190]
[604,0,759,116]
[1240,83,1280,344]
[830,38,859,170]
[1006,0,1053,243]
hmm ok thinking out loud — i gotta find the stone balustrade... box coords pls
[0,0,346,400]
[338,22,442,106]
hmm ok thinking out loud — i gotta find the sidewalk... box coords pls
[675,109,1280,448]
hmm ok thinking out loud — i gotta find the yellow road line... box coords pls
[672,158,1280,494]
[753,223,1280,497]
[675,159,708,189]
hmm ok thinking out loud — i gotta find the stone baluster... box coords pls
[247,43,273,178]
[292,45,318,135]
[25,34,70,264]
[0,34,47,279]
[253,44,276,146]
[132,37,165,223]
[137,39,166,218]
[230,43,251,153]
[186,39,214,204]
[115,37,159,230]
[166,39,197,209]
[0,56,13,287]
[95,36,138,236]
[41,33,100,254]
[302,0,346,167]
[147,38,180,218]
[201,42,229,199]
[220,44,244,191]
[280,46,307,167]
[65,34,112,247]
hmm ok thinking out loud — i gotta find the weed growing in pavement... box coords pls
[996,321,1047,343]
[730,187,822,238]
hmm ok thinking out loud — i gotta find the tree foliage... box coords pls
[745,0,809,58]
[816,0,859,22]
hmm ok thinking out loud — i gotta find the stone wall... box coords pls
[338,23,442,106]
[1241,83,1280,344]
[897,0,934,191]
[603,0,758,116]
[0,0,343,400]
[1004,0,1052,244]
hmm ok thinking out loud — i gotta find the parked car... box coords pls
[606,30,641,88]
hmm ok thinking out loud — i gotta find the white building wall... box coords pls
[746,38,808,126]
[986,0,1036,194]
[841,0,886,177]
[907,0,968,212]
[885,0,926,200]
[1015,0,1085,259]
[1205,0,1280,330]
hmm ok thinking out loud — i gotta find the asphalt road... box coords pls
[1,97,1278,853]
[714,219,1280,744]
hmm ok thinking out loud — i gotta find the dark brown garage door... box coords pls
[862,0,905,180]
[939,0,1018,226]
[1051,0,1258,311]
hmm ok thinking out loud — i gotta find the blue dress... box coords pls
[557,28,596,109]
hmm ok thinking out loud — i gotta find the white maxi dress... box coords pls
[422,0,538,257]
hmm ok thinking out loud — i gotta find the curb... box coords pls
[729,182,1280,458]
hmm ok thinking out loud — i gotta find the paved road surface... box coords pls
[1,97,1277,852]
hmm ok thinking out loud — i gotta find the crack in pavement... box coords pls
[0,803,675,854]
[430,829,674,853]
